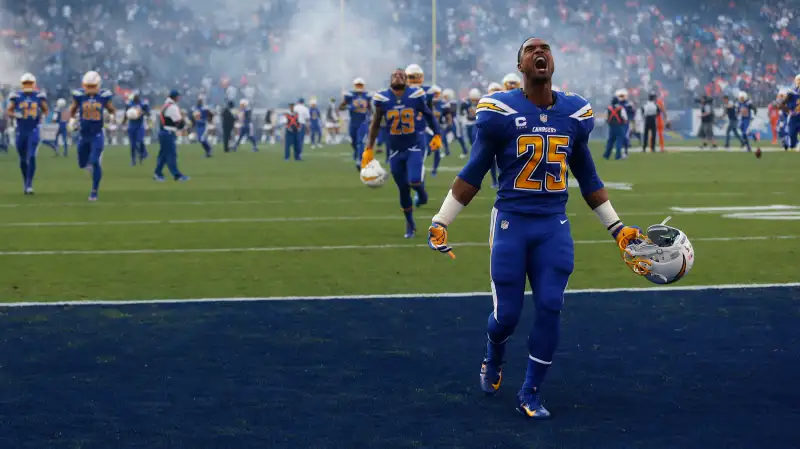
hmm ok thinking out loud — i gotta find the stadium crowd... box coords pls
[2,0,799,107]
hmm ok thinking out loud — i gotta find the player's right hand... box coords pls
[428,222,456,259]
[360,147,374,169]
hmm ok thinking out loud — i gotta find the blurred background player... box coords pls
[283,102,302,161]
[261,108,276,145]
[295,97,310,154]
[308,98,323,149]
[641,93,661,152]
[362,68,442,238]
[192,94,213,157]
[776,89,790,150]
[698,96,717,149]
[339,77,371,169]
[604,96,627,160]
[617,89,636,157]
[722,94,743,149]
[325,97,341,144]
[405,63,437,206]
[736,92,760,153]
[232,98,258,152]
[655,95,667,151]
[8,73,48,194]
[462,88,481,155]
[440,88,468,159]
[122,92,150,165]
[154,89,188,182]
[429,84,444,176]
[42,97,69,157]
[70,70,114,201]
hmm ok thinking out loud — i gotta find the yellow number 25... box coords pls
[514,134,569,192]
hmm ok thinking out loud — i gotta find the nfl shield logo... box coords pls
[540,114,548,123]
[500,220,509,230]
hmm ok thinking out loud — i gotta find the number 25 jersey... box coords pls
[458,89,604,216]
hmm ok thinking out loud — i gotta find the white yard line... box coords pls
[0,191,785,209]
[0,282,797,308]
[0,235,793,256]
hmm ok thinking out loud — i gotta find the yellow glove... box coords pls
[613,225,642,251]
[428,223,456,259]
[429,134,442,151]
[360,147,374,169]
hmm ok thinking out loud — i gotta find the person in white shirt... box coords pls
[154,89,189,181]
[295,97,311,153]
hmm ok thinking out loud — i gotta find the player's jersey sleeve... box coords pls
[8,91,19,107]
[567,100,604,197]
[100,89,113,107]
[371,91,389,108]
[343,91,353,106]
[457,96,513,188]
[410,88,440,135]
[72,89,84,104]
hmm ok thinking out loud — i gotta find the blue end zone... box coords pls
[1,286,798,448]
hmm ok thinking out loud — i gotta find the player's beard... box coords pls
[390,82,406,90]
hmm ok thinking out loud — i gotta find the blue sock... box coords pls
[28,157,36,187]
[486,338,506,364]
[92,163,102,191]
[403,208,414,227]
[411,183,427,204]
[19,160,29,187]
[432,150,441,172]
[523,308,561,391]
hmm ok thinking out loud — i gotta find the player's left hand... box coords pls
[428,222,456,259]
[429,134,442,151]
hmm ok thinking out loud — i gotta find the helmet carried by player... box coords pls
[620,217,694,285]
[359,160,388,188]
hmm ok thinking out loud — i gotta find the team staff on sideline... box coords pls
[153,89,189,182]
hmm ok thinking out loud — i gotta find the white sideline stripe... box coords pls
[0,208,777,228]
[0,191,785,209]
[0,235,794,256]
[1,282,798,308]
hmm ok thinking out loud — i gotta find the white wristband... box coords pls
[593,200,623,235]
[432,190,465,226]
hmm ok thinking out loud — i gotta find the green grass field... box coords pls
[0,142,797,302]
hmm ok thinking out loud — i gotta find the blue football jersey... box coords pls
[372,87,440,150]
[241,108,252,126]
[620,100,635,123]
[192,105,210,127]
[459,90,604,215]
[344,90,371,124]
[309,106,321,123]
[126,100,150,127]
[737,100,755,119]
[413,84,434,132]
[9,90,46,133]
[73,88,113,135]
[461,99,479,124]
[785,90,800,118]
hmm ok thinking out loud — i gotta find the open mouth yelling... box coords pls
[534,56,548,73]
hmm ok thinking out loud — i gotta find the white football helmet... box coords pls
[82,71,101,94]
[240,98,249,108]
[502,73,521,90]
[468,88,482,101]
[126,107,141,120]
[487,82,503,94]
[353,77,366,91]
[20,73,36,92]
[738,91,748,102]
[56,98,67,108]
[359,160,388,188]
[795,74,800,88]
[442,88,455,101]
[428,85,442,99]
[622,217,695,285]
[405,64,424,86]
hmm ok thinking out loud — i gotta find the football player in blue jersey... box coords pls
[405,63,438,206]
[441,88,468,159]
[232,99,258,152]
[308,98,323,149]
[617,89,636,157]
[427,37,643,420]
[340,77,372,168]
[70,70,115,201]
[779,75,800,151]
[122,92,151,165]
[361,68,443,238]
[736,92,760,153]
[776,89,790,150]
[7,73,49,195]
[192,94,213,157]
[429,85,445,176]
[42,97,69,157]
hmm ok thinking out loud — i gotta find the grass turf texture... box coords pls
[0,141,797,302]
